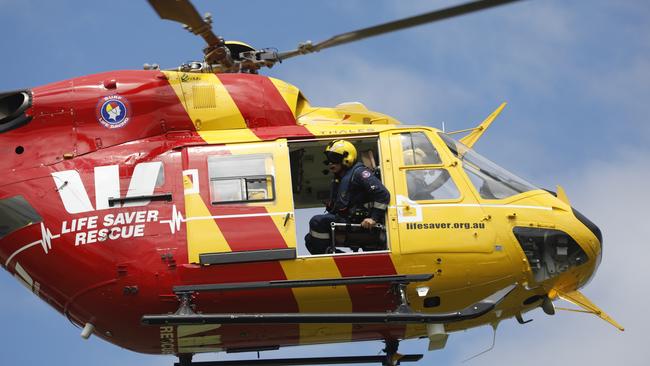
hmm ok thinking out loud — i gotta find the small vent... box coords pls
[192,85,217,109]
[424,296,440,308]
[523,294,544,305]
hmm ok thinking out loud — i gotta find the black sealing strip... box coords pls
[0,114,32,133]
[108,193,172,207]
[572,207,602,245]
[199,248,297,266]
[226,345,280,354]
[174,273,433,294]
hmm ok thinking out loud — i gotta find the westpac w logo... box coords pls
[52,162,163,214]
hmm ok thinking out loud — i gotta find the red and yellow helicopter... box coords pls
[0,1,623,365]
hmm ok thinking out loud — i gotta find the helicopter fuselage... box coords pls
[0,70,602,355]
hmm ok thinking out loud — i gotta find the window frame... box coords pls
[398,131,443,166]
[404,167,461,202]
[209,174,276,205]
[392,129,464,203]
[207,153,277,205]
[436,132,542,202]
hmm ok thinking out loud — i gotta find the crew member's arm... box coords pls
[355,168,390,225]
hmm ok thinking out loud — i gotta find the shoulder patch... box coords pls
[361,170,372,179]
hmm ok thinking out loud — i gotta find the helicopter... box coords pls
[0,0,627,365]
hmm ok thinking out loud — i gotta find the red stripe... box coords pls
[334,254,398,312]
[177,262,300,349]
[194,77,304,250]
[250,125,314,141]
[217,74,313,139]
[212,206,288,251]
[334,254,407,341]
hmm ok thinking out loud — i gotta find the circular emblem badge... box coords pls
[361,170,372,179]
[96,95,130,129]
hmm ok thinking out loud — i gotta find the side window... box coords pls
[438,132,539,200]
[406,169,460,201]
[208,154,275,204]
[464,166,516,200]
[0,195,42,239]
[154,165,165,188]
[400,132,441,165]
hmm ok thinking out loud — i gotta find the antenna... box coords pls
[462,322,499,363]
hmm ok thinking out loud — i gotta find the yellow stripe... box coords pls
[162,71,260,143]
[177,325,223,353]
[195,130,261,144]
[404,324,426,340]
[301,123,393,136]
[177,325,222,338]
[257,139,296,248]
[280,259,352,344]
[183,174,231,263]
[269,77,300,116]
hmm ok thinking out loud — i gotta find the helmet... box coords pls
[325,140,357,168]
[403,148,427,165]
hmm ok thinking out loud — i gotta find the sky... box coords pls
[1,0,649,365]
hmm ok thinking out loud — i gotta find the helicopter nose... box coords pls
[572,207,602,267]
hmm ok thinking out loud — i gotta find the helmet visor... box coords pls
[325,151,345,164]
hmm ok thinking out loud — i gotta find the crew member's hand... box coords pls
[361,218,376,229]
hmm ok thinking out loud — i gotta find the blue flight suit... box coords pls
[306,162,390,254]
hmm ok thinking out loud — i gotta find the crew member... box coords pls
[305,140,390,254]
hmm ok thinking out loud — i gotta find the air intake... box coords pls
[0,90,32,133]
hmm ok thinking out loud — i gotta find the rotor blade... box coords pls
[147,0,221,47]
[278,0,522,60]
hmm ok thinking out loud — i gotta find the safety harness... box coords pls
[330,163,367,220]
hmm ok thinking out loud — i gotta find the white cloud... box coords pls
[378,0,577,93]
[580,56,650,137]
[280,54,477,124]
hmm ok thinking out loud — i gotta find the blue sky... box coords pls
[1,1,649,365]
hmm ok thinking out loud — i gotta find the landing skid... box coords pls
[158,283,516,366]
[174,354,423,366]
[143,277,517,327]
[175,338,418,366]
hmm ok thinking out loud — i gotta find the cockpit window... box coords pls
[400,132,441,165]
[438,133,539,199]
[0,195,42,239]
[406,169,459,201]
